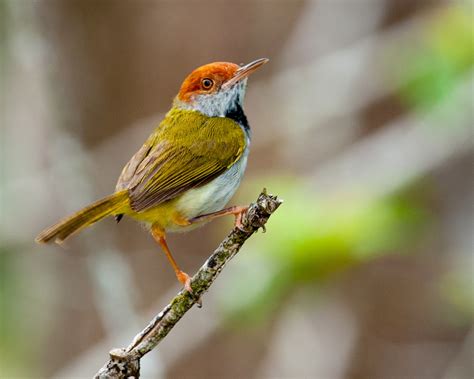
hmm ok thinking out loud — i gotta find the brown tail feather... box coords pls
[35,191,128,244]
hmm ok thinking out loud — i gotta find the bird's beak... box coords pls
[222,58,269,89]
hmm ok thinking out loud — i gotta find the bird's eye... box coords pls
[201,78,214,90]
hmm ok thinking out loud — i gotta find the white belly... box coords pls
[169,151,248,232]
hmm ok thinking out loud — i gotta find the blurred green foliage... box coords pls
[391,4,473,110]
[219,180,430,326]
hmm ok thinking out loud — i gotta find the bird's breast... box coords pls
[168,149,249,232]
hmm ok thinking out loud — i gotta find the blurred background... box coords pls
[1,0,473,378]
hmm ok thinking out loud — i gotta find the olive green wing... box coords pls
[123,110,246,212]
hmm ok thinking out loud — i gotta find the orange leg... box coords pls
[189,205,249,230]
[150,224,193,294]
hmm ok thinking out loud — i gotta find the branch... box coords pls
[94,189,282,378]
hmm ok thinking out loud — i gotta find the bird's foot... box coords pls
[177,270,193,293]
[177,270,202,307]
[233,206,249,231]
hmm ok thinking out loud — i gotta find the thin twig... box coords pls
[94,189,282,378]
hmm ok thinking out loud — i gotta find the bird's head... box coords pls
[174,58,268,117]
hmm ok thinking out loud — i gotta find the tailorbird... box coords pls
[36,58,269,293]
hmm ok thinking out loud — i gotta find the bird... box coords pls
[35,58,269,294]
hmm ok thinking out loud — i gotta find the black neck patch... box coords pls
[226,103,250,132]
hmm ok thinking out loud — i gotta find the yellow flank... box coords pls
[120,195,182,227]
